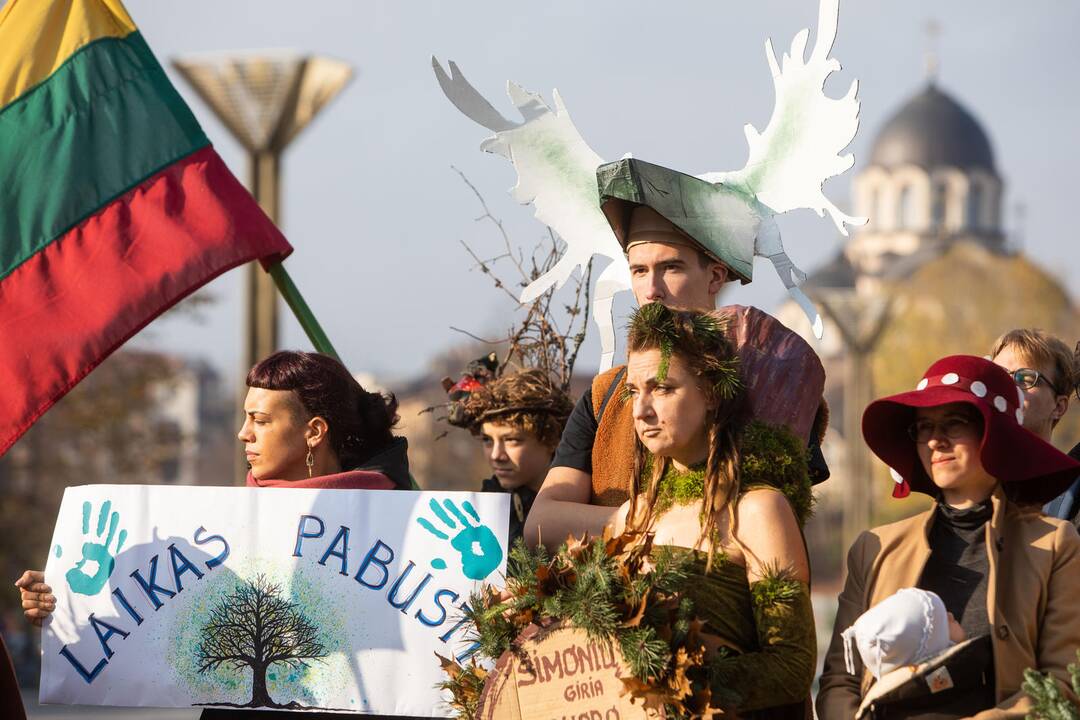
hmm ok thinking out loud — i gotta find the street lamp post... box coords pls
[818,292,892,557]
[172,52,352,482]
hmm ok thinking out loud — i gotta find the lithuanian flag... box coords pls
[0,0,293,455]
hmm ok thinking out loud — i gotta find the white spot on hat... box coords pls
[970,381,987,398]
[1016,408,1025,425]
[994,396,1007,412]
[942,373,959,385]
[916,378,929,391]
[889,467,904,484]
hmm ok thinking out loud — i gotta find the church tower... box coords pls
[846,83,1005,295]
[776,80,1010,355]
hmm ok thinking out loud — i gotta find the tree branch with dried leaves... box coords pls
[450,166,591,392]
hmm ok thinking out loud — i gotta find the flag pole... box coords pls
[267,263,341,361]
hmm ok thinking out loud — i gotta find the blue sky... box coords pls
[32,1,1080,386]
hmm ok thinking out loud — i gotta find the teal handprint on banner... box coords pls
[417,498,503,580]
[64,500,127,596]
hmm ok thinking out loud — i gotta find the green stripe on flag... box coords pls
[0,32,209,282]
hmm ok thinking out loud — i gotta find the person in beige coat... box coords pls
[817,355,1080,720]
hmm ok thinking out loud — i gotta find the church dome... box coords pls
[869,84,996,173]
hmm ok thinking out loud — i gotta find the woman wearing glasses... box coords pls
[990,328,1077,444]
[817,355,1080,720]
[990,328,1080,526]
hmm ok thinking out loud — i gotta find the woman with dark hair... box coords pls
[614,303,819,718]
[817,355,1080,719]
[240,350,410,489]
[16,351,416,719]
[17,351,407,623]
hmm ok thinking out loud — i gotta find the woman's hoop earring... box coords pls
[306,447,314,478]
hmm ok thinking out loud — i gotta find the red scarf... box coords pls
[245,469,394,490]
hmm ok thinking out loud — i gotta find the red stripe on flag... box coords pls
[0,146,291,455]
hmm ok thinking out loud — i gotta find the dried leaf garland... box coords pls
[440,533,730,719]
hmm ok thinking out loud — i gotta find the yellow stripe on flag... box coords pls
[0,0,136,107]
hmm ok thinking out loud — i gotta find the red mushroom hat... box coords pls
[862,355,1080,503]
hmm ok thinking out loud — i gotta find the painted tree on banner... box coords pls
[196,575,327,708]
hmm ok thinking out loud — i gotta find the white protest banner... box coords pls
[40,484,509,715]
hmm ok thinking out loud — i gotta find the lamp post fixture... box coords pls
[818,291,892,557]
[173,52,351,366]
[172,52,352,482]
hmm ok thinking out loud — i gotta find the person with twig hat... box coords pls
[818,356,1080,719]
[454,368,573,547]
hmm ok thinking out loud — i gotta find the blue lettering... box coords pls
[293,515,325,557]
[130,555,176,610]
[456,641,482,663]
[88,613,129,659]
[111,588,143,626]
[416,588,459,627]
[442,601,481,662]
[168,543,205,593]
[444,600,483,660]
[354,540,394,590]
[387,562,433,614]
[318,526,350,576]
[193,526,230,569]
[439,602,472,643]
[59,644,107,684]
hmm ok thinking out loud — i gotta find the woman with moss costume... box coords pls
[612,302,819,719]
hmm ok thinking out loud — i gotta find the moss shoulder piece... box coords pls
[740,421,815,526]
[435,0,865,360]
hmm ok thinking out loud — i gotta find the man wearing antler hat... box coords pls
[434,0,863,550]
[524,166,832,549]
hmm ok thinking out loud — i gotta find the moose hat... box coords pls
[596,158,760,284]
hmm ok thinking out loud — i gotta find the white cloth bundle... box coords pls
[841,588,952,679]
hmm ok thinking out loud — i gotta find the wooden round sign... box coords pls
[475,622,660,720]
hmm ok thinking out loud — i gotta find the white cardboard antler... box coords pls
[433,58,630,370]
[700,0,865,337]
[436,0,864,354]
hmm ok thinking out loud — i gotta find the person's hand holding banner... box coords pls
[40,484,509,716]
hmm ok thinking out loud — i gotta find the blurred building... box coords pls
[778,79,1008,356]
[151,354,235,485]
[1,351,234,489]
[777,79,1077,583]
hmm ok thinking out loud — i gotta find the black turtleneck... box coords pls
[891,499,996,720]
[920,500,993,639]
